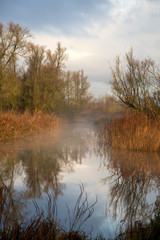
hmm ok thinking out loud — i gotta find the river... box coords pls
[0,117,160,239]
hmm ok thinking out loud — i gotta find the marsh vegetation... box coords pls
[1,21,160,239]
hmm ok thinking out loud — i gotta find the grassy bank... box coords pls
[106,111,160,151]
[0,111,61,142]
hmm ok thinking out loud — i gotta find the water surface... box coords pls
[1,119,160,238]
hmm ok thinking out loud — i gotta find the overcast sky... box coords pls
[1,0,160,97]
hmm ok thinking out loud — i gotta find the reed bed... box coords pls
[107,111,160,151]
[0,111,61,142]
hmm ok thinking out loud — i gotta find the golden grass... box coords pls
[0,110,61,142]
[107,111,160,151]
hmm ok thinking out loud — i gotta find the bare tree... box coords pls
[110,49,160,117]
[64,70,92,113]
[0,22,31,71]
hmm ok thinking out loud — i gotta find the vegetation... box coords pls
[0,21,94,140]
[1,21,160,238]
[106,49,160,151]
[96,123,160,239]
[106,111,160,151]
[2,192,160,240]
[0,111,60,142]
[0,22,92,116]
[115,212,160,240]
[88,96,120,114]
[0,184,100,240]
[111,48,160,118]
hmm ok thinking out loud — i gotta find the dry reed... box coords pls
[0,111,61,142]
[107,111,160,151]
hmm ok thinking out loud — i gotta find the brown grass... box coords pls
[107,111,160,151]
[0,111,61,142]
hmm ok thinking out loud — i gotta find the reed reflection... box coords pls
[96,124,160,230]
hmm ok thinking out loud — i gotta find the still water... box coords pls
[1,119,160,238]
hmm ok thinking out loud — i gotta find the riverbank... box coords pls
[0,111,61,142]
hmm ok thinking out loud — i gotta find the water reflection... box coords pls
[0,123,91,227]
[0,158,25,228]
[2,119,160,237]
[96,124,160,230]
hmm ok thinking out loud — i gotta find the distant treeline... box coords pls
[0,22,92,116]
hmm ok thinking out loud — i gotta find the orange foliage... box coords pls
[0,111,61,142]
[107,111,160,151]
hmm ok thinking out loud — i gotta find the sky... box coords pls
[1,0,160,97]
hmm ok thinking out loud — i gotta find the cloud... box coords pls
[31,0,160,97]
[1,0,160,97]
[0,0,113,36]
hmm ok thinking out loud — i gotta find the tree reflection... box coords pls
[19,147,66,199]
[0,158,26,229]
[96,124,160,230]
[0,123,90,226]
[17,124,89,198]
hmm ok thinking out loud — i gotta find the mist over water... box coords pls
[1,118,160,238]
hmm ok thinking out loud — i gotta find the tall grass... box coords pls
[0,111,61,142]
[107,111,160,151]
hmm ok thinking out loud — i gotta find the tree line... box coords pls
[0,22,92,116]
